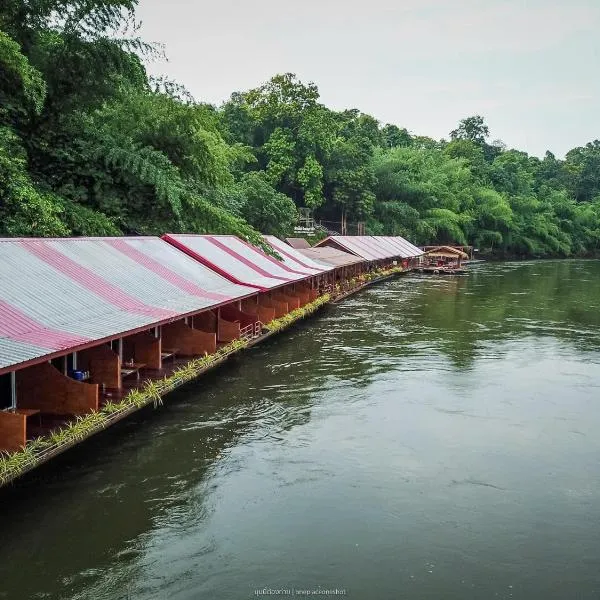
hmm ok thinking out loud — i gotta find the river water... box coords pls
[1,260,600,600]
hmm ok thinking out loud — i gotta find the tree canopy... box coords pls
[1,1,599,258]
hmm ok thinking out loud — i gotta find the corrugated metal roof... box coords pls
[297,247,366,268]
[360,236,395,259]
[0,237,256,372]
[315,236,423,259]
[388,236,423,257]
[263,236,333,274]
[284,237,312,249]
[317,237,378,260]
[163,234,315,290]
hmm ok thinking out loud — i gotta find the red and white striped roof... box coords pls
[296,246,366,268]
[163,234,318,291]
[262,235,333,274]
[315,236,422,260]
[0,237,256,373]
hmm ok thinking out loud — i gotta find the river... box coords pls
[1,260,599,600]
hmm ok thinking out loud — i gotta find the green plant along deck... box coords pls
[0,294,332,487]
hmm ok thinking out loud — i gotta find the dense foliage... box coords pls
[1,1,599,257]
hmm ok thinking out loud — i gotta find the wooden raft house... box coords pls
[418,246,469,275]
[0,236,265,452]
[0,234,422,485]
[315,235,423,273]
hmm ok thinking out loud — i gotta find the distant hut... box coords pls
[423,246,469,271]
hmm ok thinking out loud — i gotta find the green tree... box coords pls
[238,172,297,237]
[564,141,600,202]
[450,115,489,145]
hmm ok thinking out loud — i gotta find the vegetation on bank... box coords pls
[2,1,600,257]
[264,293,331,333]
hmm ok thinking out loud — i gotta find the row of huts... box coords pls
[0,234,422,458]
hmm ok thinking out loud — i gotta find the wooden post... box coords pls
[72,351,78,370]
[217,308,221,340]
[10,371,16,410]
[117,339,123,362]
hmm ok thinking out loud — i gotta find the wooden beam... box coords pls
[10,371,16,410]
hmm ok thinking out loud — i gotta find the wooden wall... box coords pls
[274,293,300,310]
[162,320,216,356]
[260,297,288,318]
[295,288,310,306]
[78,344,121,389]
[220,305,257,328]
[0,412,26,452]
[17,362,98,415]
[123,332,161,370]
[192,310,217,332]
[242,300,275,324]
[217,318,240,343]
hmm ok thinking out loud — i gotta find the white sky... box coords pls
[136,0,600,158]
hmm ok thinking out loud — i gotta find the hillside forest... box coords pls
[2,0,600,257]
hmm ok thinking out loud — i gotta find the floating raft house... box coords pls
[0,233,421,486]
[315,235,423,264]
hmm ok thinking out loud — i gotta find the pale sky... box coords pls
[136,0,600,158]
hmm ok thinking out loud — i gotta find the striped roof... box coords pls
[262,235,333,274]
[163,234,316,291]
[0,237,256,373]
[284,237,312,249]
[384,236,424,257]
[297,246,365,268]
[315,236,422,260]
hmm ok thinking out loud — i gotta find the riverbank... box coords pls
[0,267,406,489]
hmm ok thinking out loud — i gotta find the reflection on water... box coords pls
[0,260,599,600]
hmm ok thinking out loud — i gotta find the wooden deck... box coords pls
[417,266,468,275]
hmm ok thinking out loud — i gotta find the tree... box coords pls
[381,124,412,148]
[1,1,599,260]
[450,115,490,145]
[238,172,297,237]
[564,141,600,203]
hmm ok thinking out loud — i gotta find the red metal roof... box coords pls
[163,234,319,291]
[0,237,257,374]
[315,236,423,260]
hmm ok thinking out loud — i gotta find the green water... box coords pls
[1,260,600,600]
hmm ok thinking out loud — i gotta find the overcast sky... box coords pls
[136,0,600,158]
